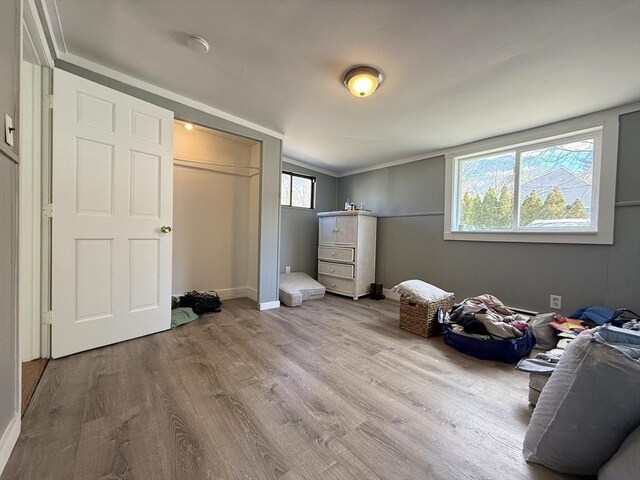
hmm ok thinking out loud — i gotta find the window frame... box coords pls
[280,170,317,209]
[444,116,619,245]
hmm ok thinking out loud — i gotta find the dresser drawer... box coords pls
[318,261,354,279]
[318,274,355,294]
[318,246,354,263]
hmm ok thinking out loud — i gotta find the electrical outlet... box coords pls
[285,266,291,274]
[550,295,562,310]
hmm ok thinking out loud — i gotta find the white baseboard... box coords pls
[216,287,251,301]
[259,301,280,311]
[507,306,539,316]
[0,413,20,476]
[383,288,400,302]
[245,287,258,302]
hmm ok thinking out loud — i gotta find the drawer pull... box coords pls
[331,269,335,273]
[331,252,335,256]
[332,283,337,287]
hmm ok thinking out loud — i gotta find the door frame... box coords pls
[19,59,43,362]
[20,0,54,361]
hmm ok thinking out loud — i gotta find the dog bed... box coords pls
[279,272,326,307]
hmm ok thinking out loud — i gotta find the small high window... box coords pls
[281,171,316,209]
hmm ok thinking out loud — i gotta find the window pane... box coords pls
[291,175,312,208]
[518,139,593,228]
[457,152,515,230]
[281,173,291,206]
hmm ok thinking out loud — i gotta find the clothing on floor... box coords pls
[474,312,525,339]
[448,295,528,340]
[451,324,491,340]
[569,305,614,326]
[458,312,490,336]
[548,316,590,334]
[171,307,199,329]
[179,290,222,314]
[457,293,515,318]
[528,313,558,350]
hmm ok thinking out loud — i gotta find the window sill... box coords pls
[443,230,613,245]
[281,205,315,211]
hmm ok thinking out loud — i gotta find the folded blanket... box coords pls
[391,279,453,302]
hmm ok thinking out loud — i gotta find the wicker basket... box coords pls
[399,294,455,338]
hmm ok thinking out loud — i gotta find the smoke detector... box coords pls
[186,36,210,54]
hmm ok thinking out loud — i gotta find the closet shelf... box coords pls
[174,156,260,178]
[173,154,260,170]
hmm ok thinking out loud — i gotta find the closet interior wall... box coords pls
[173,121,260,301]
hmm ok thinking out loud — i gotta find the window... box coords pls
[281,171,316,209]
[444,118,619,245]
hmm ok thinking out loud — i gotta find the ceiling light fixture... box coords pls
[184,123,194,130]
[343,66,384,98]
[186,35,210,54]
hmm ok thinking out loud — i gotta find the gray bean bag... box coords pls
[279,272,326,307]
[599,423,640,480]
[523,325,640,475]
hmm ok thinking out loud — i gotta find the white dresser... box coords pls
[316,210,377,300]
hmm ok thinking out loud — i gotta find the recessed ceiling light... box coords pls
[186,36,210,54]
[184,123,194,130]
[343,66,384,98]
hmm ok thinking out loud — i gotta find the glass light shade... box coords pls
[343,66,383,97]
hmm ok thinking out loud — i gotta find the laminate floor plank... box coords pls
[21,358,48,414]
[3,295,575,480]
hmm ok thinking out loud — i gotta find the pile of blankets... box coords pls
[448,294,530,340]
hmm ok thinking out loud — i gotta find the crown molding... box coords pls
[337,150,448,178]
[337,101,640,178]
[282,156,339,177]
[34,1,285,140]
[55,53,285,140]
[30,1,640,178]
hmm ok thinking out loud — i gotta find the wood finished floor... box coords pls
[21,358,48,415]
[3,295,574,480]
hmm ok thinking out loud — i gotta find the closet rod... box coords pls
[173,155,260,170]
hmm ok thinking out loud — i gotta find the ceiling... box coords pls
[48,0,640,174]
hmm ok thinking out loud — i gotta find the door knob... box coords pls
[160,226,172,233]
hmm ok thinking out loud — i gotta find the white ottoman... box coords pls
[279,272,326,307]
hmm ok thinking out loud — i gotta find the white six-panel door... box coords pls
[51,69,174,358]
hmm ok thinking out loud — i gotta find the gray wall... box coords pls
[280,161,338,276]
[0,0,20,161]
[338,111,640,314]
[54,60,283,306]
[0,0,20,456]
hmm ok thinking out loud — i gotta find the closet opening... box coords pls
[173,120,261,306]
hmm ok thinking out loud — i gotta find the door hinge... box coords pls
[43,94,54,109]
[43,203,53,218]
[42,311,53,325]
